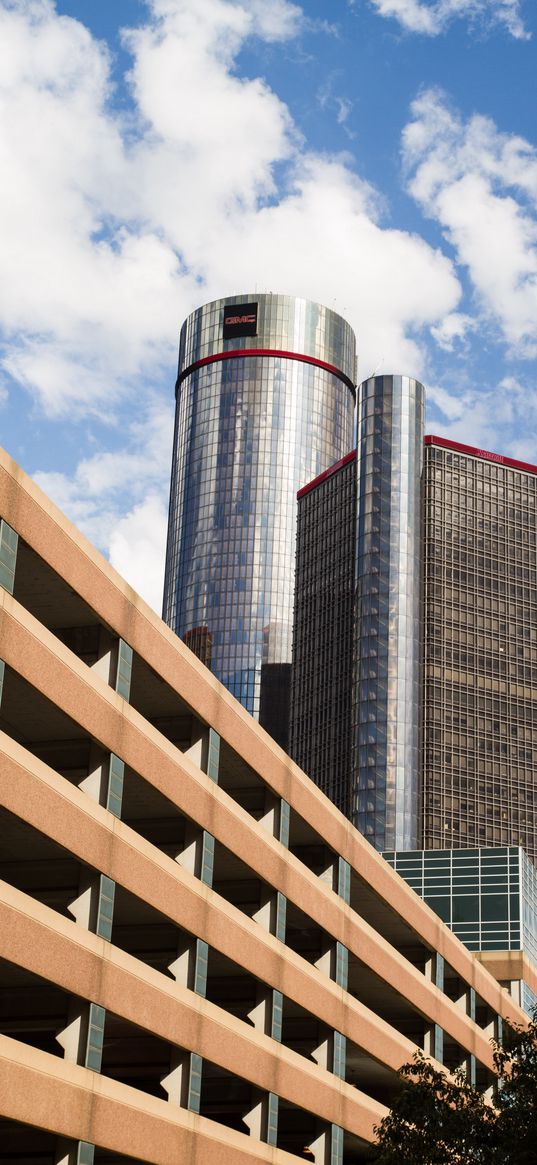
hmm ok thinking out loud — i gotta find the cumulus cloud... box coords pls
[0,0,199,416]
[0,0,469,601]
[426,375,537,456]
[0,0,463,415]
[0,0,304,421]
[33,398,174,610]
[108,493,169,612]
[201,153,460,376]
[368,0,529,38]
[430,312,475,351]
[403,90,537,357]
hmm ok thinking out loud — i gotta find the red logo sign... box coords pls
[222,302,258,339]
[224,314,257,326]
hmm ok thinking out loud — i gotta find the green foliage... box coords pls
[493,1014,537,1165]
[373,1014,537,1165]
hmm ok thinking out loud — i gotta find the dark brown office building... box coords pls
[291,452,356,818]
[422,435,537,863]
[291,432,537,867]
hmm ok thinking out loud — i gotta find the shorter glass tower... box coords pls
[163,294,356,748]
[354,375,425,851]
[291,375,425,851]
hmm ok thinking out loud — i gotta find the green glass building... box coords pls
[386,847,537,1014]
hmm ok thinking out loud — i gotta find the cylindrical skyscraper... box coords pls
[353,374,425,851]
[163,294,356,748]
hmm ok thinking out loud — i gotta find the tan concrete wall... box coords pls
[0,449,527,1020]
[0,447,530,1163]
[0,880,388,1140]
[478,950,537,1001]
[0,586,524,1052]
[0,1034,316,1165]
[0,734,437,1076]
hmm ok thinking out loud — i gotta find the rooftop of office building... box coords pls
[297,435,537,501]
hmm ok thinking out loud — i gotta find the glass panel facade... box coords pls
[163,295,355,748]
[385,847,537,962]
[290,454,356,814]
[422,441,537,863]
[354,375,425,851]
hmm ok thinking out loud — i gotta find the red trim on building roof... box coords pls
[298,434,537,501]
[177,348,355,394]
[297,448,356,500]
[425,435,537,478]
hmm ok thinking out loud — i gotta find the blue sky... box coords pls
[0,0,536,609]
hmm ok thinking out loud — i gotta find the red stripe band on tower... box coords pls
[177,348,356,395]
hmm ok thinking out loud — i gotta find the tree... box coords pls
[373,1014,537,1165]
[493,1013,537,1165]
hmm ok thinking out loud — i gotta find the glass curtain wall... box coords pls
[163,294,356,748]
[353,374,425,850]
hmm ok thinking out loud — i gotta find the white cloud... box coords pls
[0,0,306,419]
[0,0,201,415]
[0,0,470,599]
[403,90,537,357]
[34,396,173,505]
[199,153,460,377]
[124,0,295,214]
[0,0,463,420]
[316,76,354,133]
[427,382,470,419]
[430,312,475,351]
[108,493,169,612]
[368,0,529,38]
[148,0,303,43]
[426,375,537,455]
[32,398,174,610]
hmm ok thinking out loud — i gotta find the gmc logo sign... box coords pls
[225,314,256,326]
[223,302,258,340]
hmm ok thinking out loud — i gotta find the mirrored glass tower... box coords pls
[291,375,424,849]
[354,375,425,851]
[163,294,356,748]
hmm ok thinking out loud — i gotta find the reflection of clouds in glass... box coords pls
[355,375,425,852]
[163,295,355,720]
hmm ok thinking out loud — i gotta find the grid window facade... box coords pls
[387,846,537,1014]
[422,442,537,862]
[290,457,356,816]
[386,848,526,952]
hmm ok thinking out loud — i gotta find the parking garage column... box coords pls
[55,875,114,1165]
[54,639,133,1165]
[243,794,290,1147]
[0,520,18,711]
[308,855,349,1165]
[463,986,477,1085]
[424,952,444,1063]
[82,635,132,813]
[162,727,220,1114]
[68,636,133,955]
[54,1140,95,1165]
[0,518,18,594]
